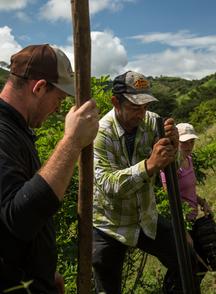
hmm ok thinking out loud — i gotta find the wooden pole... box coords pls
[71,1,92,293]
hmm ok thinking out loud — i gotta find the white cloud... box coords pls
[0,26,22,63]
[0,24,215,81]
[125,47,216,80]
[62,31,128,78]
[0,0,30,10]
[15,11,31,22]
[64,29,216,80]
[127,31,216,79]
[90,0,110,15]
[91,31,127,77]
[90,0,136,14]
[0,25,127,78]
[39,0,136,21]
[132,31,216,49]
[0,0,136,21]
[39,0,71,22]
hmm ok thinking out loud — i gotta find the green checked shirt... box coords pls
[93,108,159,247]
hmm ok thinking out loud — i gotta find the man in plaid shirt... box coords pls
[92,71,183,293]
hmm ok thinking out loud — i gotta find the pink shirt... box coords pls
[160,156,198,220]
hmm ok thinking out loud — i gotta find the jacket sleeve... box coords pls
[0,131,60,241]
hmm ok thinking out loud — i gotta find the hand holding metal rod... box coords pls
[156,117,198,294]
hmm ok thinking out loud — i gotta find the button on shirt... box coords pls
[93,109,159,247]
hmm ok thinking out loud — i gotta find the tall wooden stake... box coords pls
[71,1,92,293]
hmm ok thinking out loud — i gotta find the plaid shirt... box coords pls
[93,108,159,246]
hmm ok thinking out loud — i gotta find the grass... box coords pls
[196,123,216,213]
[196,124,216,148]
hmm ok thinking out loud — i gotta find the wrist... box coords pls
[60,135,82,159]
[145,159,158,177]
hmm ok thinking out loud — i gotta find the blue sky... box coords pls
[0,0,216,79]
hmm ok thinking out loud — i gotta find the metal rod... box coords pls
[156,117,198,294]
[71,1,92,293]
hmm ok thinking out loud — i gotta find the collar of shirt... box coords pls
[0,98,36,141]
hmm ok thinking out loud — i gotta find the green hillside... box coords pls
[148,73,216,130]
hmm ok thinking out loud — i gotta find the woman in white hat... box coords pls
[160,123,214,279]
[161,122,211,221]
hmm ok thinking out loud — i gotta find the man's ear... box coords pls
[111,96,120,109]
[32,79,47,97]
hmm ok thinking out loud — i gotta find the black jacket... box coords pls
[0,99,60,293]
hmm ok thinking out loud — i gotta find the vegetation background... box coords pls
[0,68,216,293]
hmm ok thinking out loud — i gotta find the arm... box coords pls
[145,117,179,176]
[94,117,177,197]
[39,99,99,200]
[0,100,98,240]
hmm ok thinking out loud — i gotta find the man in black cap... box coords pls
[0,44,99,293]
[92,70,184,293]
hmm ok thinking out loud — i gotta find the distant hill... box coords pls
[150,73,216,104]
[148,73,216,124]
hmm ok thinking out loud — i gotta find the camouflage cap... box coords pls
[112,70,158,105]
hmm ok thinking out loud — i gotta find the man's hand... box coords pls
[164,118,179,151]
[146,137,176,177]
[64,99,99,151]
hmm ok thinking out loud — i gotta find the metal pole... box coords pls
[71,1,92,293]
[156,117,198,294]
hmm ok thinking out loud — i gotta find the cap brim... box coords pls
[179,134,199,142]
[123,93,158,105]
[53,82,75,96]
